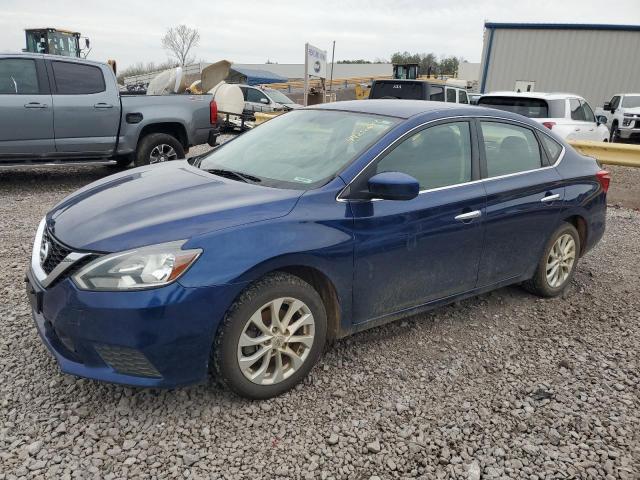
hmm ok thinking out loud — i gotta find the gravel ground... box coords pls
[1,157,639,479]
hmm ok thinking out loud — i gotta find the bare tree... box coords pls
[161,25,200,66]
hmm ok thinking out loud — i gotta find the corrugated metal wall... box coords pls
[480,27,640,108]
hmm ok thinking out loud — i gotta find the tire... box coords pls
[213,272,327,399]
[134,133,185,167]
[610,122,620,143]
[523,223,581,298]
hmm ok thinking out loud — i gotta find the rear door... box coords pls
[47,59,121,154]
[476,120,564,286]
[567,98,592,141]
[350,120,486,322]
[0,56,54,157]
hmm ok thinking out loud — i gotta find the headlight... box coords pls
[73,240,202,291]
[623,116,633,126]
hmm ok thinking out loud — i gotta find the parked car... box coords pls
[0,53,219,167]
[368,79,470,104]
[478,92,609,142]
[27,100,609,399]
[595,93,640,142]
[238,84,302,113]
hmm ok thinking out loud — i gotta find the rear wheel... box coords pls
[213,273,327,399]
[523,223,580,297]
[134,133,185,167]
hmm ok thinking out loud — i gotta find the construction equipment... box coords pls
[24,28,90,58]
[393,63,419,80]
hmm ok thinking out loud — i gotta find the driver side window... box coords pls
[375,122,472,190]
[247,88,269,104]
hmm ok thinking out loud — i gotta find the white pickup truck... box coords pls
[595,94,640,143]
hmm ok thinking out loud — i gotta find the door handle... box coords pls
[454,210,482,222]
[24,102,48,109]
[574,128,581,131]
[94,103,114,109]
[541,193,560,203]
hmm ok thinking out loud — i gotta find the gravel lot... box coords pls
[0,155,639,479]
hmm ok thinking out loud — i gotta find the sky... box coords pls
[2,0,640,70]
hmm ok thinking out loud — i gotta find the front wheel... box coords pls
[610,122,620,143]
[523,223,580,298]
[135,133,185,167]
[213,273,327,399]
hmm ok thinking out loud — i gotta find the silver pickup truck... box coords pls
[0,53,219,167]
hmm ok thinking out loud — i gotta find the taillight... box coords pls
[596,170,611,193]
[542,121,556,130]
[210,100,218,125]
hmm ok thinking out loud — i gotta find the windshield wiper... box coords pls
[204,168,262,183]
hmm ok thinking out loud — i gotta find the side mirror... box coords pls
[596,115,608,126]
[367,172,419,201]
[603,102,610,111]
[260,98,269,104]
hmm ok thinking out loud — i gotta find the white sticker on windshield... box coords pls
[294,177,314,184]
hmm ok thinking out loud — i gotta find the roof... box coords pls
[480,91,585,100]
[228,67,287,86]
[484,22,640,32]
[311,99,462,118]
[0,52,106,66]
[311,100,553,131]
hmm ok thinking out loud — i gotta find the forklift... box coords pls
[24,28,90,58]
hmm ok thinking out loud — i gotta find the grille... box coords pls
[94,344,162,378]
[41,229,72,274]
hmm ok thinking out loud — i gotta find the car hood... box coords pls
[623,107,640,115]
[47,161,303,252]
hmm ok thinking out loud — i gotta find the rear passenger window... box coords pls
[429,86,444,101]
[540,134,563,163]
[569,99,586,121]
[480,122,542,177]
[446,88,456,103]
[52,61,105,94]
[375,122,472,190]
[459,90,469,104]
[0,58,39,94]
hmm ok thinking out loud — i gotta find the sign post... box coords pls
[303,42,327,106]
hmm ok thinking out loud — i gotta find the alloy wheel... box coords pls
[546,234,576,288]
[237,297,315,385]
[149,144,178,163]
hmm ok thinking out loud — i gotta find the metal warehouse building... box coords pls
[479,23,640,108]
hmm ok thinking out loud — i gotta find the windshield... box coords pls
[200,109,399,189]
[622,95,640,108]
[265,89,296,104]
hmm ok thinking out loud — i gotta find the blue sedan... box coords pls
[27,100,609,399]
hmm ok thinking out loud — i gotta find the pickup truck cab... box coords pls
[478,92,609,142]
[596,93,640,142]
[238,84,302,113]
[368,79,470,104]
[0,53,219,167]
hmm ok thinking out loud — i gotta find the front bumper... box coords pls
[618,126,640,141]
[26,269,241,388]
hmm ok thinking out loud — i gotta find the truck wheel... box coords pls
[610,122,620,143]
[135,133,185,167]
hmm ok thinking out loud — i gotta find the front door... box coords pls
[476,120,564,285]
[349,120,486,323]
[47,59,120,154]
[0,57,54,157]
